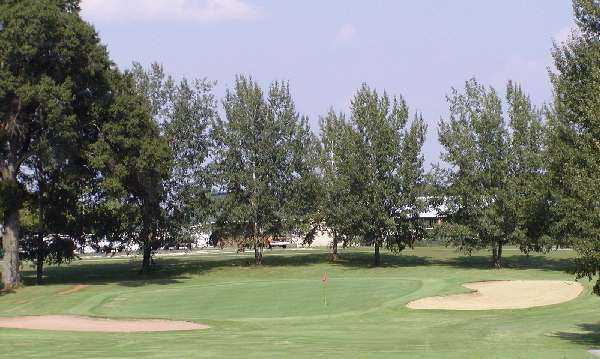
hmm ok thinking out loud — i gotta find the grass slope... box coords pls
[0,247,599,358]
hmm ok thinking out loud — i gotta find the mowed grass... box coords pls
[0,246,599,358]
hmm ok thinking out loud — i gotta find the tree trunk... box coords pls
[2,209,20,290]
[36,232,45,285]
[374,241,381,267]
[329,235,338,263]
[2,97,23,291]
[492,241,503,269]
[496,242,503,268]
[36,181,45,285]
[36,255,44,285]
[142,242,152,272]
[254,241,263,265]
[140,203,155,272]
[251,167,261,265]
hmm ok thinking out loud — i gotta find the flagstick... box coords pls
[321,271,328,307]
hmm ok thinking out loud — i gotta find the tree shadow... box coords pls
[0,287,14,296]
[554,323,600,348]
[18,252,328,287]
[13,248,578,289]
[20,260,192,288]
[330,252,431,269]
[441,254,576,272]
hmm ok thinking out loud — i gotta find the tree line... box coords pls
[1,0,598,294]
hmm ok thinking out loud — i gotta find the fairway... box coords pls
[0,247,599,358]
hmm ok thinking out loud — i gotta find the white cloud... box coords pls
[81,0,262,23]
[335,24,357,44]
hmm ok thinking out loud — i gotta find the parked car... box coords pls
[268,240,290,249]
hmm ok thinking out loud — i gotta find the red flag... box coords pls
[321,272,328,285]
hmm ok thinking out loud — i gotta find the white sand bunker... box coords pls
[0,315,209,332]
[407,280,584,310]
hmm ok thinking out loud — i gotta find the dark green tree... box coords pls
[19,134,90,284]
[212,76,319,264]
[548,0,600,294]
[0,0,112,289]
[437,79,547,268]
[89,70,172,272]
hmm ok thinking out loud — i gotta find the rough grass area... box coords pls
[0,247,599,358]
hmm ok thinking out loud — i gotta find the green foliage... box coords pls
[320,84,427,265]
[0,0,113,286]
[574,0,600,35]
[436,79,548,267]
[212,76,320,263]
[549,0,600,294]
[88,70,172,268]
[318,111,363,247]
[129,62,217,246]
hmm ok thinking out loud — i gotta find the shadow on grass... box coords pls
[11,247,578,289]
[445,254,575,272]
[19,252,327,287]
[555,323,600,348]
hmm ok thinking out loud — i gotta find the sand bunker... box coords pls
[407,280,583,310]
[0,315,209,332]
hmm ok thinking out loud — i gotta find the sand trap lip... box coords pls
[0,315,209,332]
[407,280,584,310]
[57,284,88,295]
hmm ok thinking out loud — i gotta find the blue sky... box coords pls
[81,0,575,167]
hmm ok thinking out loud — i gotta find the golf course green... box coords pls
[0,247,598,358]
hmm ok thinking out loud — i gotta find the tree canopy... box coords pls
[436,79,547,267]
[321,85,427,266]
[548,0,600,294]
[0,0,112,289]
[88,70,172,272]
[212,76,319,264]
[129,62,217,248]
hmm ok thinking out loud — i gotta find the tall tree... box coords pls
[318,110,365,261]
[212,76,319,264]
[326,84,427,266]
[129,63,217,246]
[19,133,89,284]
[505,82,551,254]
[437,79,547,268]
[549,0,600,294]
[89,70,172,272]
[0,0,112,289]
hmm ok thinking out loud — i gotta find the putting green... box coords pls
[91,277,422,320]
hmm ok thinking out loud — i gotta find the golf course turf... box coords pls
[0,247,599,358]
